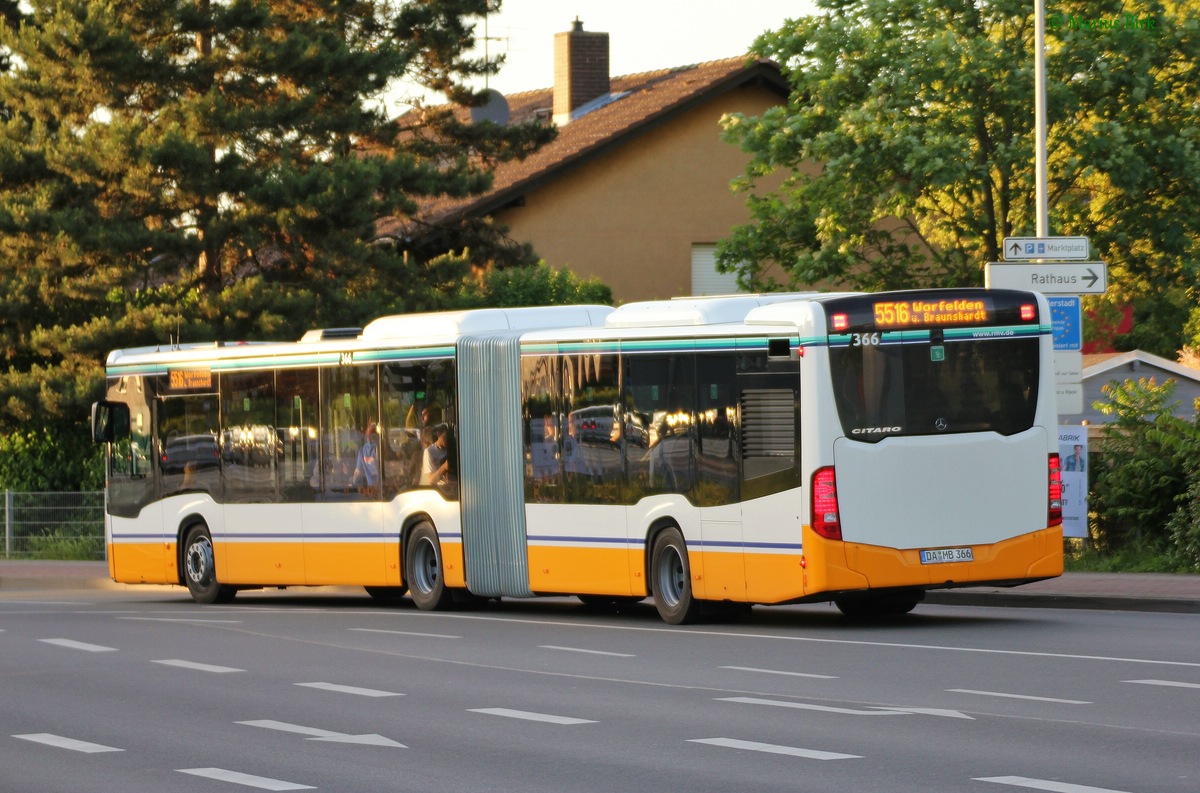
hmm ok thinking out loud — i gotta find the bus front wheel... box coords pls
[405,522,452,611]
[650,528,701,625]
[182,526,236,605]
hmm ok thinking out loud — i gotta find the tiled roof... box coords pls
[376,56,787,237]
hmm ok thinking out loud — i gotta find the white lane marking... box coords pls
[296,682,403,698]
[719,696,971,719]
[974,776,1134,792]
[179,768,315,790]
[540,645,635,657]
[38,638,117,652]
[1124,679,1200,689]
[14,733,123,753]
[718,696,904,716]
[153,659,245,673]
[947,688,1091,704]
[689,737,860,760]
[121,617,243,623]
[720,665,838,679]
[469,707,597,725]
[237,719,405,747]
[381,611,1200,669]
[349,627,460,639]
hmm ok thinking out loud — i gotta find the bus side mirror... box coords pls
[91,401,115,443]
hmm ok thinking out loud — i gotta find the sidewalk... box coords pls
[2,559,1198,613]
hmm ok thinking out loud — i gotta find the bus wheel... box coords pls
[183,526,236,605]
[364,586,408,602]
[405,522,452,611]
[650,528,700,625]
[834,590,923,618]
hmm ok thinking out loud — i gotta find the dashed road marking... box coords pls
[38,638,116,652]
[178,768,315,790]
[689,737,860,760]
[14,733,122,753]
[469,708,596,725]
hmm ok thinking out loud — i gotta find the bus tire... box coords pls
[182,525,236,605]
[650,527,701,625]
[405,522,452,611]
[364,585,408,601]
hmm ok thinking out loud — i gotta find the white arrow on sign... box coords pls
[237,719,406,747]
[985,262,1107,295]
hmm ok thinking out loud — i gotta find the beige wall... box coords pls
[493,86,785,304]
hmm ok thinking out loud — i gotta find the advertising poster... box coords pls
[1058,427,1089,539]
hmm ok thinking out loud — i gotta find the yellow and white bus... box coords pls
[92,289,1062,622]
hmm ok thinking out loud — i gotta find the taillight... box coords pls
[811,466,842,540]
[831,313,849,332]
[1020,303,1037,321]
[1048,453,1063,526]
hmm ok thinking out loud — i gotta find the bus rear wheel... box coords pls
[182,526,236,604]
[650,528,701,625]
[405,522,452,611]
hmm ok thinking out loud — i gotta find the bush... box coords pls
[1088,377,1200,561]
[0,425,105,491]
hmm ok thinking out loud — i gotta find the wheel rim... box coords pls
[656,544,685,608]
[186,536,214,587]
[410,536,440,595]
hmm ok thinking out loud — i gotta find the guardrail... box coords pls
[3,491,105,560]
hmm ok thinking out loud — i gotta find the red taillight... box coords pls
[831,313,849,332]
[1048,453,1063,526]
[1021,303,1037,321]
[811,466,842,540]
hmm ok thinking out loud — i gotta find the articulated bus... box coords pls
[91,289,1063,623]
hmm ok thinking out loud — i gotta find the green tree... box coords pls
[720,0,1200,357]
[0,0,555,478]
[453,260,613,309]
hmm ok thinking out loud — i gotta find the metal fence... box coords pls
[3,491,105,560]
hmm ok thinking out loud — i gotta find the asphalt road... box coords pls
[2,589,1198,793]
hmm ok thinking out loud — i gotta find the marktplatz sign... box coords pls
[1002,236,1090,261]
[985,262,1108,295]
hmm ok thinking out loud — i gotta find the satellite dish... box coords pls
[471,88,510,126]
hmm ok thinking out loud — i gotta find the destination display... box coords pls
[168,369,213,390]
[872,298,990,328]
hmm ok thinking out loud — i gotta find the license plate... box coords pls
[920,547,974,564]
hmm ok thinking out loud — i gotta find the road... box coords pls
[2,589,1197,793]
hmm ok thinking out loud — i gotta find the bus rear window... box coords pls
[826,290,1042,440]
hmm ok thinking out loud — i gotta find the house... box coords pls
[380,20,791,304]
[1058,350,1200,433]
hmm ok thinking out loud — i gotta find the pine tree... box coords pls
[0,0,554,447]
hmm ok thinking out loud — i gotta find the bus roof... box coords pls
[605,293,828,328]
[361,305,613,341]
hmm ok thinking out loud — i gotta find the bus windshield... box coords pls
[825,290,1042,440]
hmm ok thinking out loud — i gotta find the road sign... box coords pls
[985,261,1107,294]
[1002,236,1090,261]
[1048,296,1081,351]
[1054,351,1082,383]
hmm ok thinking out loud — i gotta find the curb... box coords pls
[924,591,1200,615]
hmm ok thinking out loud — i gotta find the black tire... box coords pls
[182,525,236,604]
[404,522,452,611]
[364,585,408,601]
[834,589,923,618]
[650,527,701,625]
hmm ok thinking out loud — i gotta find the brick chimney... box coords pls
[553,19,610,125]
